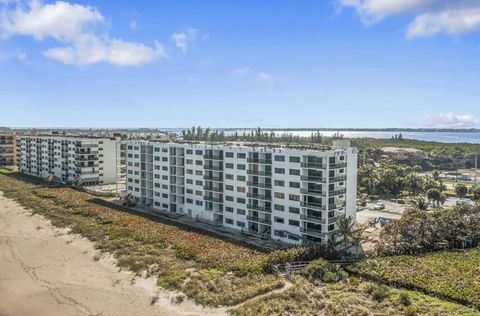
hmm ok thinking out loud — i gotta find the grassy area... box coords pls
[350,249,480,309]
[230,276,478,316]
[0,171,304,307]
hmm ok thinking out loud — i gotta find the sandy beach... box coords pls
[0,191,226,316]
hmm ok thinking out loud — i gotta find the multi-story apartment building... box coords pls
[18,134,121,185]
[0,131,17,169]
[124,140,357,245]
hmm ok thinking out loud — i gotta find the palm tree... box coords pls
[426,188,442,207]
[337,216,356,251]
[350,224,367,254]
[455,183,468,199]
[410,196,428,211]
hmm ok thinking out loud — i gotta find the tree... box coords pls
[410,196,428,211]
[455,183,468,199]
[413,165,423,173]
[426,188,442,207]
[337,216,356,251]
[469,184,480,201]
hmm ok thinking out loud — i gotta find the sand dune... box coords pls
[0,191,226,316]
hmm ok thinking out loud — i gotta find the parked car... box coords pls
[456,198,474,206]
[373,203,385,210]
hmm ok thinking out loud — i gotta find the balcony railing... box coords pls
[203,185,223,193]
[203,164,223,171]
[247,170,272,177]
[247,193,272,200]
[300,189,326,197]
[300,214,326,225]
[329,175,347,182]
[247,204,272,213]
[329,188,346,196]
[301,162,325,169]
[300,227,327,238]
[247,158,272,164]
[203,195,223,203]
[203,154,223,160]
[329,162,347,169]
[247,181,272,189]
[203,174,223,182]
[247,215,272,225]
[300,201,326,211]
[300,175,326,183]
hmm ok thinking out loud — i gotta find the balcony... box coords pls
[247,204,272,213]
[247,215,272,225]
[300,175,326,183]
[204,195,223,203]
[329,188,346,196]
[203,164,223,171]
[247,181,272,189]
[203,185,223,193]
[330,175,347,183]
[247,170,272,177]
[300,201,326,211]
[203,174,223,182]
[300,214,326,225]
[300,227,327,238]
[247,193,272,201]
[247,158,272,164]
[204,154,223,160]
[329,162,347,169]
[301,162,324,169]
[300,189,326,197]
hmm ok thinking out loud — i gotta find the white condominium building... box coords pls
[124,140,358,245]
[18,134,121,185]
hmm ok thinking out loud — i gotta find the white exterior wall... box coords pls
[124,141,358,245]
[19,135,119,185]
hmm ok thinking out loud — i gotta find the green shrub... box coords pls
[157,270,187,289]
[399,292,412,306]
[405,305,417,316]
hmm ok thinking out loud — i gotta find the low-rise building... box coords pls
[381,147,424,163]
[124,140,358,245]
[18,134,122,185]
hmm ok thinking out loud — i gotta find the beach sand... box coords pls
[0,191,226,316]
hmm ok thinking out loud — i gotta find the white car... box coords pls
[373,203,385,210]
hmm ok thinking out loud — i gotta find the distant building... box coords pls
[381,147,425,163]
[123,140,358,245]
[0,132,16,169]
[18,134,122,185]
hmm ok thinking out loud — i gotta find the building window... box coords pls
[186,149,193,154]
[237,197,246,204]
[237,186,246,193]
[226,185,234,191]
[196,170,203,176]
[289,169,300,176]
[237,175,246,181]
[225,195,234,201]
[328,224,335,231]
[195,160,202,166]
[237,209,246,215]
[196,150,203,155]
[226,207,234,213]
[237,153,246,159]
[275,155,285,162]
[225,218,234,225]
[236,221,245,227]
[226,163,234,169]
[274,216,284,223]
[289,194,300,201]
[289,219,300,227]
[225,174,234,180]
[237,164,246,170]
[274,192,285,199]
[274,168,285,174]
[226,152,234,158]
[289,207,300,214]
[196,200,203,206]
[289,156,300,163]
[289,181,300,188]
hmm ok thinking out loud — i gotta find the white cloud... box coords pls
[258,72,275,89]
[233,67,251,76]
[407,7,480,38]
[338,0,480,37]
[170,27,198,53]
[422,112,479,128]
[0,0,167,66]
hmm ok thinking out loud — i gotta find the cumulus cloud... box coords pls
[338,0,480,37]
[170,27,198,53]
[422,112,479,128]
[0,0,168,66]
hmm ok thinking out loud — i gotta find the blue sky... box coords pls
[1,0,480,128]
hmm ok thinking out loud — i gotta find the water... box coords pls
[167,129,480,144]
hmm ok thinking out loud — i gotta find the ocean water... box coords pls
[165,128,480,144]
